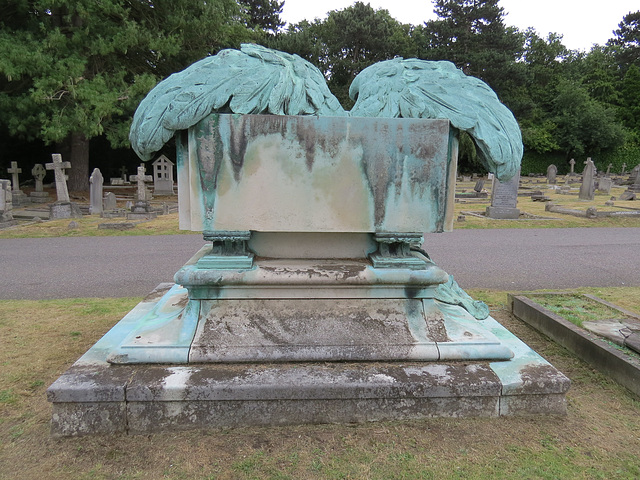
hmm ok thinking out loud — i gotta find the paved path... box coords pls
[1,228,638,299]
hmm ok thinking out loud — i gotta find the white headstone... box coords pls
[0,179,11,212]
[152,155,175,195]
[89,168,104,215]
[45,153,71,203]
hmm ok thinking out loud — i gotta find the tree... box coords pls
[420,0,524,100]
[0,0,250,191]
[241,0,285,34]
[552,79,626,159]
[608,10,640,71]
[620,64,640,139]
[270,2,416,108]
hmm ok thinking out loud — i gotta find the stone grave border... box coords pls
[509,292,640,397]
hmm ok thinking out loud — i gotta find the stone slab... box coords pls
[485,206,520,219]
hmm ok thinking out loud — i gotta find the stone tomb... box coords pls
[48,114,569,435]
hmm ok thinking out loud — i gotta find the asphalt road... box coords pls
[1,228,638,299]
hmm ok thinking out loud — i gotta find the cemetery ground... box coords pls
[1,288,639,479]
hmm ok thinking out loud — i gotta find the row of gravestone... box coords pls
[1,153,176,222]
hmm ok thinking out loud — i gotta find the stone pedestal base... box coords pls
[486,206,521,219]
[29,191,50,204]
[49,202,82,219]
[48,278,570,436]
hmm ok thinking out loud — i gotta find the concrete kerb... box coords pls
[509,293,640,397]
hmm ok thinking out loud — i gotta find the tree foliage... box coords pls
[0,0,251,190]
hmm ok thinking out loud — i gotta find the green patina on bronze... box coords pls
[130,44,522,182]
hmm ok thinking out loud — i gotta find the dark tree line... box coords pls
[1,0,639,188]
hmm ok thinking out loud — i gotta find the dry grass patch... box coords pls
[1,294,639,479]
[454,181,640,229]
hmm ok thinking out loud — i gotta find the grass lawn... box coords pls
[1,289,639,479]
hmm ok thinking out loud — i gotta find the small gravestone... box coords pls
[46,153,81,219]
[29,164,50,203]
[0,179,17,227]
[569,158,576,176]
[486,169,521,219]
[474,179,485,192]
[605,163,612,177]
[110,177,124,186]
[89,168,104,215]
[152,155,175,195]
[621,163,627,175]
[127,165,157,219]
[578,158,595,200]
[488,173,494,180]
[598,177,612,194]
[462,175,471,182]
[120,166,130,184]
[546,164,557,184]
[619,191,636,201]
[103,191,117,211]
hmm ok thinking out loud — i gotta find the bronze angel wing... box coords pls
[130,44,346,160]
[349,58,522,181]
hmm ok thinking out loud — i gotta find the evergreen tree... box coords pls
[0,0,249,191]
[421,0,523,100]
[241,0,285,34]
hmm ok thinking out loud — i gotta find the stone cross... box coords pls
[7,161,22,193]
[120,165,128,182]
[606,163,612,177]
[130,165,152,202]
[569,158,576,175]
[621,163,627,175]
[45,153,71,203]
[89,168,104,215]
[31,164,46,192]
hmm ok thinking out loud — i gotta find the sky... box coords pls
[281,0,638,52]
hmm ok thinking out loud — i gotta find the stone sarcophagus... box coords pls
[47,45,569,436]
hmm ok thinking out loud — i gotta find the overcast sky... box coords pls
[281,0,638,52]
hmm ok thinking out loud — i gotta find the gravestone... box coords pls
[598,177,613,194]
[120,166,130,184]
[546,164,557,184]
[474,179,485,192]
[569,158,576,176]
[605,163,612,177]
[89,168,104,215]
[127,165,156,219]
[103,191,117,211]
[621,163,627,175]
[48,44,568,436]
[29,164,50,203]
[486,169,521,219]
[579,158,595,200]
[152,155,175,195]
[46,154,81,219]
[130,165,152,202]
[110,177,124,186]
[7,161,28,205]
[0,179,17,227]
